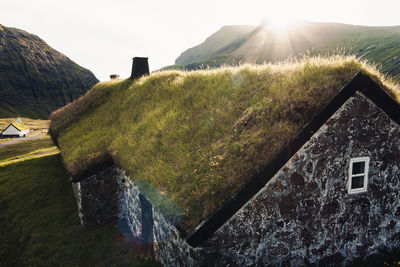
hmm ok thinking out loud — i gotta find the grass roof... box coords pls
[1,121,30,131]
[0,118,48,131]
[50,56,400,232]
[12,122,29,131]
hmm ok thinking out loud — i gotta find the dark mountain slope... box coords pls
[174,21,400,78]
[0,24,98,118]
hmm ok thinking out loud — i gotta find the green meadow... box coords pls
[0,118,58,166]
[0,119,158,266]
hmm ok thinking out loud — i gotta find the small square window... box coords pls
[348,157,370,194]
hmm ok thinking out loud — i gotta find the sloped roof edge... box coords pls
[186,71,400,246]
[70,154,115,183]
[1,123,21,134]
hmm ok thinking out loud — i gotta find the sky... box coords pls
[1,0,400,81]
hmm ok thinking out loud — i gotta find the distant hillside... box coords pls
[173,21,400,78]
[0,24,98,119]
[175,25,257,67]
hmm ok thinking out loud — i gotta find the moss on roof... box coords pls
[50,56,400,232]
[2,122,29,131]
[13,122,29,131]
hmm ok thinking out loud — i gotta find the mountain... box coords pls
[175,25,257,67]
[0,24,98,119]
[173,21,400,78]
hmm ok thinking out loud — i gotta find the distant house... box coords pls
[0,123,30,138]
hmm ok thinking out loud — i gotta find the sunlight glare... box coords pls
[271,17,294,32]
[261,15,297,35]
[256,1,301,34]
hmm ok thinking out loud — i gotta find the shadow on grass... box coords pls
[0,154,158,266]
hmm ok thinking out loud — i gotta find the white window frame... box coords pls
[347,157,370,194]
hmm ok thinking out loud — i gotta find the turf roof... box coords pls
[13,122,29,130]
[50,56,400,232]
[1,122,29,132]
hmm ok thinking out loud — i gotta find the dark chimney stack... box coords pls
[131,57,149,80]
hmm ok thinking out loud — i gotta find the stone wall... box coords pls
[72,166,125,226]
[118,179,145,242]
[72,167,201,265]
[203,93,400,265]
[119,179,202,266]
[152,208,204,266]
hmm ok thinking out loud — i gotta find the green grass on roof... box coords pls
[0,118,49,133]
[12,122,29,130]
[50,56,400,231]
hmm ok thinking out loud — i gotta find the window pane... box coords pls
[352,162,365,174]
[351,176,364,189]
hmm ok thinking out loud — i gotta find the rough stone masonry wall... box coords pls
[72,166,125,226]
[73,167,201,265]
[203,93,400,265]
[152,207,204,266]
[119,179,203,266]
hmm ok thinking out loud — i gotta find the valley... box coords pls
[1,10,400,265]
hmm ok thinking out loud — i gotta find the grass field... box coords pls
[0,117,157,266]
[0,154,157,266]
[0,117,59,166]
[0,137,57,164]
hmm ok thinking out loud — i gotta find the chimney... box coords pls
[131,57,149,79]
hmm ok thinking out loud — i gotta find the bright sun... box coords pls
[258,1,303,34]
[261,15,297,33]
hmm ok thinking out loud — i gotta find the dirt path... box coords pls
[0,131,47,148]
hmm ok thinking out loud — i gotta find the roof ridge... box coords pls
[2,123,21,133]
